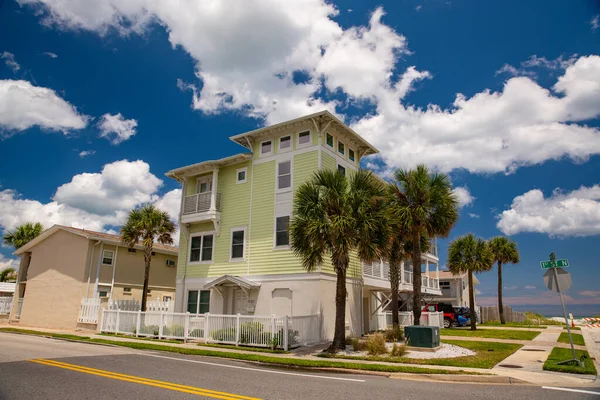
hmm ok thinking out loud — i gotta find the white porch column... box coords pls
[93,243,104,296]
[210,168,219,212]
[436,262,439,288]
[425,260,430,288]
[400,261,405,284]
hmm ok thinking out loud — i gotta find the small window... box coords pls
[326,133,333,147]
[298,131,311,146]
[231,229,245,260]
[128,248,136,253]
[261,140,272,155]
[277,161,292,190]
[190,234,213,263]
[123,287,132,293]
[196,179,212,194]
[275,216,290,247]
[166,259,176,267]
[190,236,201,262]
[163,296,172,302]
[236,167,247,184]
[151,251,156,256]
[102,250,114,266]
[99,291,109,298]
[202,235,213,261]
[279,135,291,151]
[338,165,346,176]
[338,141,345,155]
[187,290,210,314]
[349,149,355,162]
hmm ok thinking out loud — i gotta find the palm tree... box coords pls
[3,222,43,249]
[120,204,176,311]
[386,231,407,329]
[447,234,494,330]
[389,165,459,326]
[488,236,520,324]
[0,268,16,282]
[291,169,388,352]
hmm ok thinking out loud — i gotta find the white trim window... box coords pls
[230,228,246,261]
[196,177,212,194]
[236,167,248,184]
[338,164,346,176]
[187,290,210,314]
[189,233,214,263]
[102,250,114,266]
[338,141,345,156]
[326,132,334,148]
[349,148,355,163]
[279,135,292,152]
[275,216,290,247]
[277,160,292,191]
[261,140,273,156]
[297,130,311,148]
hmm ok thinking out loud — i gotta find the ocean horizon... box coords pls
[509,304,599,318]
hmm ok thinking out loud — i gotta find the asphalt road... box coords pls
[0,333,598,399]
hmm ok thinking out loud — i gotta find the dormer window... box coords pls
[326,133,333,147]
[338,141,345,156]
[261,140,273,155]
[279,135,291,151]
[349,149,355,162]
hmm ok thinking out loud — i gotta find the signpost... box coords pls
[541,252,582,367]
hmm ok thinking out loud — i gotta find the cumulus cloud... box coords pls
[468,213,480,219]
[497,55,578,77]
[78,150,95,158]
[16,1,600,173]
[0,254,19,272]
[497,184,600,237]
[453,187,474,208]
[0,79,87,135]
[97,113,137,144]
[43,52,58,58]
[0,160,181,240]
[1,51,20,72]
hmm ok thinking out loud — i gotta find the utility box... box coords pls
[405,326,440,348]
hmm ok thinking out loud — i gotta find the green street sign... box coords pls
[541,259,569,269]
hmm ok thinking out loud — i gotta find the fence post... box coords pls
[136,310,141,337]
[159,312,164,339]
[99,308,105,333]
[184,313,189,342]
[204,313,210,341]
[115,309,120,335]
[271,315,276,347]
[283,315,289,351]
[235,314,241,346]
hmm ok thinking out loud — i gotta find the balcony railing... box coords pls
[428,239,438,257]
[183,192,222,215]
[363,263,439,290]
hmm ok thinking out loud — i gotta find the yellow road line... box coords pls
[28,359,261,400]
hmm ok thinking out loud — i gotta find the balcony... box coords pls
[363,262,440,293]
[181,192,222,225]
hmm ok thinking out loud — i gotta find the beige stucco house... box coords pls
[10,225,178,330]
[426,270,479,307]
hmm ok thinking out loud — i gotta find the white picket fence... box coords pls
[78,297,101,323]
[0,297,13,314]
[78,297,174,324]
[372,311,444,331]
[100,310,321,350]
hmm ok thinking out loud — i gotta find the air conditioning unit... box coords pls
[166,259,176,267]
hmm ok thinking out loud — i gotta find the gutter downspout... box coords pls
[246,141,255,276]
[110,245,119,298]
[93,243,104,297]
[86,240,101,298]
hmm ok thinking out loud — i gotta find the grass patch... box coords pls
[543,347,597,375]
[197,342,289,354]
[524,312,564,326]
[558,332,586,346]
[480,321,547,329]
[98,333,182,344]
[441,328,540,340]
[0,327,479,375]
[319,340,522,369]
[564,327,581,331]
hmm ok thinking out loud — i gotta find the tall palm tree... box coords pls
[291,169,388,352]
[0,268,16,282]
[120,205,176,311]
[3,222,43,249]
[447,234,494,330]
[488,236,520,324]
[389,165,459,326]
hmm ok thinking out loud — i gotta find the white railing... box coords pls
[109,299,174,312]
[421,275,428,287]
[0,297,13,314]
[419,311,444,328]
[100,310,321,350]
[183,192,222,215]
[78,297,101,323]
[372,311,444,331]
[404,270,413,284]
[430,278,439,289]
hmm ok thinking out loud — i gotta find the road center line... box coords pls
[143,353,366,382]
[542,386,600,396]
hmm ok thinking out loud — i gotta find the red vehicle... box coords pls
[422,303,458,328]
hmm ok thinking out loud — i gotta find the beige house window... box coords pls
[102,250,114,266]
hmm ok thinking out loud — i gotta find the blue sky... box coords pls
[0,0,599,312]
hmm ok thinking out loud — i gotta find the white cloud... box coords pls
[43,52,58,58]
[0,160,181,243]
[475,289,482,295]
[524,285,536,289]
[495,63,535,78]
[415,5,422,11]
[16,2,600,173]
[453,186,474,208]
[0,79,87,135]
[592,15,599,32]
[497,184,600,237]
[580,290,600,297]
[1,51,20,72]
[78,150,95,158]
[503,285,517,290]
[0,254,19,272]
[468,213,480,219]
[97,113,137,144]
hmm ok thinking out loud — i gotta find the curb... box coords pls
[390,373,530,385]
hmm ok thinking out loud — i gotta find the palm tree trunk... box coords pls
[412,228,422,326]
[468,270,476,331]
[389,259,400,328]
[141,248,152,312]
[327,266,348,352]
[497,261,504,324]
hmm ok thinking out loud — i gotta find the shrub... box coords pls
[140,325,159,336]
[350,337,367,352]
[366,334,388,356]
[384,326,404,342]
[390,343,408,357]
[189,328,204,338]
[211,327,237,342]
[164,324,184,337]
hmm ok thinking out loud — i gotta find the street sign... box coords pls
[544,268,572,292]
[540,259,569,269]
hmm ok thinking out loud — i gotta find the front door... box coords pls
[235,289,248,315]
[196,177,212,194]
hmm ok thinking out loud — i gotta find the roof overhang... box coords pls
[203,275,260,294]
[165,153,252,182]
[229,110,379,157]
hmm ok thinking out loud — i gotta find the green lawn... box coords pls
[480,321,547,329]
[98,333,183,344]
[319,340,522,369]
[0,328,480,375]
[557,332,586,346]
[564,327,581,331]
[440,328,541,340]
[543,347,597,375]
[197,342,289,354]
